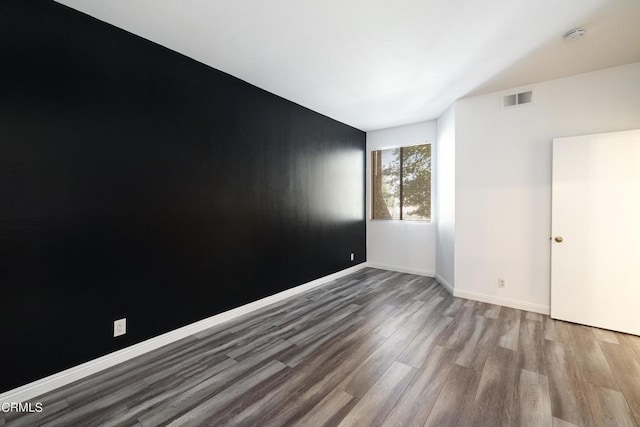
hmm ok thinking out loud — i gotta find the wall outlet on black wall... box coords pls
[113,319,127,337]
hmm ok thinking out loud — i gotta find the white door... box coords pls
[551,129,640,336]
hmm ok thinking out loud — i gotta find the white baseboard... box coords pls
[366,262,435,278]
[0,263,368,405]
[453,288,550,315]
[435,274,454,295]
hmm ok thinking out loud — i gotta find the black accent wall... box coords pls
[0,0,366,393]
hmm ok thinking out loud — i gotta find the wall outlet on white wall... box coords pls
[113,318,127,337]
[498,278,506,289]
[350,253,354,261]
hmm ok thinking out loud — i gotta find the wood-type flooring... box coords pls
[4,268,640,426]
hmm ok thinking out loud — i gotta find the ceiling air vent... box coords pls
[503,90,533,108]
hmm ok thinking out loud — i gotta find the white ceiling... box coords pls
[55,0,640,131]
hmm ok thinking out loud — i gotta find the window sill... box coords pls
[369,219,432,224]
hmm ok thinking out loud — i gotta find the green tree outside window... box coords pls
[372,143,431,221]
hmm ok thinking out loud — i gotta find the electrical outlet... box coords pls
[498,278,506,289]
[113,318,127,337]
[350,253,354,261]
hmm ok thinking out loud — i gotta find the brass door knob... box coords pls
[555,236,564,243]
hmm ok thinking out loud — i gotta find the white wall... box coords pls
[366,120,437,276]
[454,61,640,313]
[435,105,455,291]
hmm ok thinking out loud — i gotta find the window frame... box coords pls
[370,142,432,222]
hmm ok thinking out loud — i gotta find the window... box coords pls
[371,143,431,221]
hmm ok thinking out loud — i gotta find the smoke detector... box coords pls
[563,27,586,40]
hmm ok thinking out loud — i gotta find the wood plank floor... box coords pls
[4,268,640,426]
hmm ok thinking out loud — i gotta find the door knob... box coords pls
[555,236,564,243]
